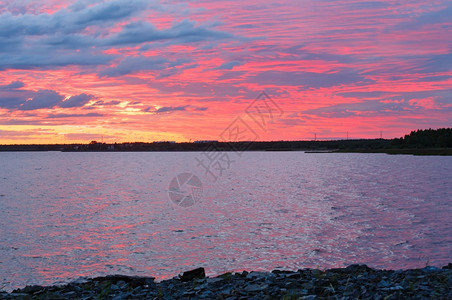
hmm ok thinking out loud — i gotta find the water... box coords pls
[0,151,451,291]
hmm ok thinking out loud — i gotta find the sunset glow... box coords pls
[1,0,451,144]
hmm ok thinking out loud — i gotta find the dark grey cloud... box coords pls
[250,70,373,89]
[337,91,390,99]
[147,80,255,102]
[156,106,188,113]
[217,71,247,81]
[0,0,147,38]
[394,3,452,30]
[215,61,244,70]
[0,80,34,109]
[0,1,233,72]
[99,56,190,77]
[90,100,122,106]
[58,93,94,108]
[422,53,452,72]
[103,19,232,46]
[46,112,103,118]
[0,51,114,70]
[143,105,208,113]
[0,81,25,89]
[19,90,65,110]
[304,89,452,118]
[419,75,452,82]
[0,81,95,110]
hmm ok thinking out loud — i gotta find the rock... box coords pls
[63,290,77,297]
[193,282,208,291]
[10,292,32,299]
[112,292,131,300]
[198,290,214,298]
[245,271,267,280]
[300,295,317,300]
[21,285,43,294]
[179,267,206,282]
[345,264,373,273]
[244,283,268,292]
[116,280,127,289]
[378,280,390,287]
[422,266,440,273]
[207,277,224,284]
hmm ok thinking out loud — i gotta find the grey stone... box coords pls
[64,291,77,297]
[207,277,224,284]
[244,283,268,292]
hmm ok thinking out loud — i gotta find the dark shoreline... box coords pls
[1,142,451,156]
[2,264,451,299]
[1,128,451,155]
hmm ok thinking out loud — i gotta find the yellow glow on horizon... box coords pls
[0,125,187,144]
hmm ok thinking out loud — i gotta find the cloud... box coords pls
[422,53,452,72]
[99,56,192,77]
[0,80,34,109]
[64,132,116,141]
[143,105,208,114]
[0,128,55,139]
[155,105,188,113]
[90,100,122,106]
[0,81,25,89]
[18,89,65,110]
[215,61,244,70]
[250,70,373,89]
[0,2,233,72]
[103,19,233,46]
[58,93,94,108]
[394,3,452,30]
[0,0,147,38]
[0,81,94,110]
[46,112,103,118]
[304,90,452,118]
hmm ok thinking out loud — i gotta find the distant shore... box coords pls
[335,148,452,156]
[1,140,451,156]
[2,264,451,299]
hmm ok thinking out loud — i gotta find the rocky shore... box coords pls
[1,264,451,299]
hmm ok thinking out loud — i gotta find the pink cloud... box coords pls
[0,0,451,143]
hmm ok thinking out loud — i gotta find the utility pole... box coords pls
[347,131,349,140]
[314,133,317,141]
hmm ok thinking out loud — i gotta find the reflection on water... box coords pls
[0,152,451,291]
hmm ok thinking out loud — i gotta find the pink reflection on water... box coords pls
[0,152,451,291]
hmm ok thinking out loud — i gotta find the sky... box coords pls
[0,0,451,144]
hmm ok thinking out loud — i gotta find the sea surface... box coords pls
[0,151,451,291]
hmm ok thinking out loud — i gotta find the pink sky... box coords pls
[0,0,451,144]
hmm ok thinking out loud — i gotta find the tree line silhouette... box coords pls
[392,128,452,148]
